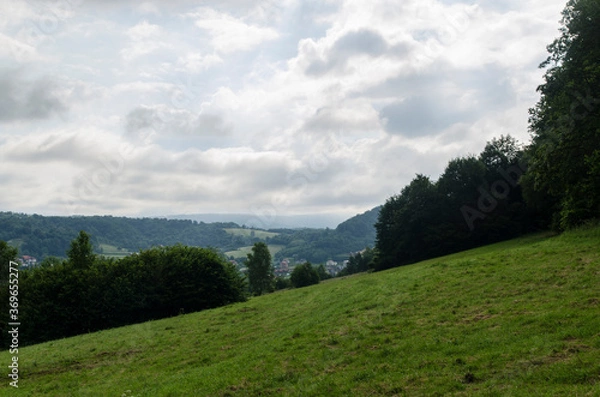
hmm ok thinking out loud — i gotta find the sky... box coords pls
[0,0,567,228]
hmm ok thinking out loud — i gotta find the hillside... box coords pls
[270,207,380,263]
[2,224,598,395]
[0,209,379,265]
[0,212,240,259]
[168,213,348,229]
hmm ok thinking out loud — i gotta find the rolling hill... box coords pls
[2,223,598,395]
[0,209,380,265]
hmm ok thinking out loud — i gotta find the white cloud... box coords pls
[189,8,279,53]
[121,20,166,61]
[0,0,569,221]
[176,52,223,72]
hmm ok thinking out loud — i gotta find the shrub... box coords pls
[290,262,320,288]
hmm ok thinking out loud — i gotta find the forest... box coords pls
[0,208,379,265]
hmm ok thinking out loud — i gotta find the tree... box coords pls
[290,262,320,288]
[525,0,600,229]
[246,242,274,296]
[316,264,331,280]
[375,174,442,270]
[10,243,248,348]
[479,135,523,171]
[66,231,96,269]
[0,240,18,279]
[274,277,291,290]
[340,247,376,276]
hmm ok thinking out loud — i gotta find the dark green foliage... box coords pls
[0,240,18,277]
[0,213,240,260]
[0,211,379,265]
[339,247,376,276]
[315,264,331,280]
[290,262,320,288]
[375,174,443,271]
[0,233,247,347]
[246,242,274,296]
[375,136,534,271]
[66,231,95,269]
[274,277,291,290]
[272,207,380,263]
[525,0,600,229]
[0,241,18,350]
[335,206,380,241]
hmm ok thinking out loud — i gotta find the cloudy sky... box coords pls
[0,0,567,227]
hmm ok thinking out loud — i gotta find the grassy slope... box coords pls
[225,245,285,260]
[223,228,280,239]
[98,243,133,259]
[2,226,599,396]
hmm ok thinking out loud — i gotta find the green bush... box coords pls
[2,235,247,348]
[290,262,320,288]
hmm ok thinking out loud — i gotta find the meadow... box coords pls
[224,245,284,261]
[1,225,598,396]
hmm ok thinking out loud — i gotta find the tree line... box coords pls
[0,210,379,265]
[266,207,379,263]
[374,0,599,271]
[0,231,246,347]
[0,213,255,260]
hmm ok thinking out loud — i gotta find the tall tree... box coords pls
[525,0,600,229]
[375,174,442,270]
[246,242,274,296]
[66,231,96,269]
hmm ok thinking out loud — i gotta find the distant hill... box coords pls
[0,212,241,259]
[270,206,381,263]
[167,212,348,229]
[0,209,380,263]
[335,206,380,240]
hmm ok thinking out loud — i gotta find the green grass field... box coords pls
[224,228,279,239]
[225,244,285,260]
[97,243,133,259]
[2,225,599,396]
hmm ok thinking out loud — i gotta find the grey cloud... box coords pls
[0,173,15,184]
[380,95,468,137]
[125,107,157,132]
[125,106,232,138]
[332,29,388,57]
[0,71,67,122]
[364,62,513,99]
[373,63,516,137]
[11,133,94,163]
[306,29,409,76]
[74,147,296,208]
[303,106,378,133]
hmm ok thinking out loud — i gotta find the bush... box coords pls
[275,277,291,290]
[290,262,320,288]
[2,236,247,348]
